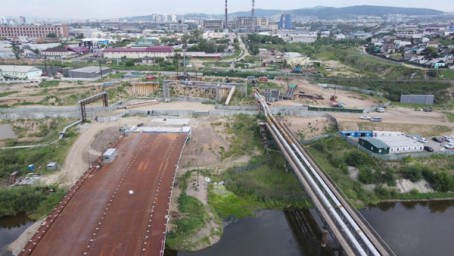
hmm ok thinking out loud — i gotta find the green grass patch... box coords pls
[447,113,454,122]
[106,84,129,102]
[222,114,262,159]
[439,69,454,80]
[39,80,60,88]
[307,136,454,206]
[0,137,76,179]
[1,119,78,178]
[166,171,209,250]
[315,77,451,103]
[0,91,19,98]
[209,185,254,219]
[222,153,310,209]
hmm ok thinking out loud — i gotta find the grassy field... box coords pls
[0,119,79,219]
[447,113,454,122]
[307,136,454,206]
[222,155,310,210]
[39,80,60,88]
[166,171,209,250]
[0,91,19,98]
[1,118,78,178]
[221,114,262,159]
[315,77,451,103]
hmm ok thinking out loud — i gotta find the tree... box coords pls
[425,47,438,58]
[46,33,57,38]
[125,60,135,67]
[75,33,84,39]
[432,172,454,192]
[11,44,23,60]
[403,166,423,182]
[173,53,181,75]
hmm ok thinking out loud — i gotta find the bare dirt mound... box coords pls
[91,126,121,152]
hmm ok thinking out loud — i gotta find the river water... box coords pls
[0,215,33,256]
[174,210,332,256]
[173,201,454,256]
[2,201,454,256]
[360,200,454,256]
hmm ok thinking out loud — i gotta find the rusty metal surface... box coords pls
[20,133,187,256]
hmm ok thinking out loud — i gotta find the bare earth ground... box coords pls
[334,106,454,136]
[395,179,434,193]
[168,115,254,250]
[0,81,102,106]
[272,78,377,109]
[283,116,335,140]
[323,60,364,78]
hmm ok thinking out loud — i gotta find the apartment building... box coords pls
[0,24,69,38]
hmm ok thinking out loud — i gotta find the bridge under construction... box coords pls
[20,131,189,256]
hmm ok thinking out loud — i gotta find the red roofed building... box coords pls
[103,46,174,59]
[41,45,90,59]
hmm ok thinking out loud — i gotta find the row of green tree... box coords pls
[310,137,454,195]
[0,186,65,218]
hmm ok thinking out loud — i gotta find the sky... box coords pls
[1,0,453,20]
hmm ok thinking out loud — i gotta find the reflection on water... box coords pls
[0,215,33,256]
[170,210,334,256]
[361,200,454,256]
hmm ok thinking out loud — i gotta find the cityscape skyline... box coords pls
[1,0,454,20]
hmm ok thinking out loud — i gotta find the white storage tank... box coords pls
[103,148,117,163]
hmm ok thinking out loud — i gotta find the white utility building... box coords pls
[378,136,424,153]
[0,65,42,80]
[103,148,118,163]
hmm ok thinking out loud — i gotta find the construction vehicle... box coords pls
[291,64,302,73]
[330,101,344,108]
[283,84,297,99]
[258,76,268,83]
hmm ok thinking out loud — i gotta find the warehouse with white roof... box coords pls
[359,136,424,155]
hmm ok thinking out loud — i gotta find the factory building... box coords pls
[0,24,69,38]
[0,65,42,80]
[202,20,224,31]
[358,137,390,155]
[359,136,424,155]
[103,46,173,59]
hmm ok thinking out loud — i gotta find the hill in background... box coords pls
[230,5,444,19]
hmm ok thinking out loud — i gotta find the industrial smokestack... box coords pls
[225,0,228,30]
[251,0,255,33]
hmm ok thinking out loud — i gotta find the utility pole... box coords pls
[225,0,228,31]
[251,0,255,33]
[99,59,103,78]
[196,167,199,191]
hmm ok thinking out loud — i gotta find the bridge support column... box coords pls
[321,229,328,248]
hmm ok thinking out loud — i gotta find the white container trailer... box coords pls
[103,148,117,163]
[372,131,405,137]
